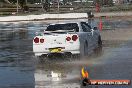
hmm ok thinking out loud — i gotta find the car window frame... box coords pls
[81,22,91,32]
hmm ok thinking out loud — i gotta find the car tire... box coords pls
[38,54,48,62]
[72,54,81,60]
[84,42,88,57]
[94,36,102,56]
[98,36,102,47]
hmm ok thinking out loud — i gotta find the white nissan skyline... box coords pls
[33,20,102,58]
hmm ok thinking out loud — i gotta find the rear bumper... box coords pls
[33,43,80,56]
[34,50,80,56]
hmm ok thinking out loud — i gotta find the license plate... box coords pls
[49,48,62,53]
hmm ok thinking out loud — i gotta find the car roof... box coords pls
[49,19,88,25]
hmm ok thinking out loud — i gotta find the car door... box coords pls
[80,22,93,52]
[93,27,100,46]
[86,23,98,47]
[87,21,100,47]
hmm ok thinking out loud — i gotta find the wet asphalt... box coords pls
[0,20,132,88]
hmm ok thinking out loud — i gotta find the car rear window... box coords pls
[46,23,79,32]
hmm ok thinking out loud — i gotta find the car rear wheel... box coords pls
[98,36,102,47]
[84,42,88,57]
[38,54,48,62]
[94,36,102,56]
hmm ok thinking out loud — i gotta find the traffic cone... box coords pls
[99,19,103,31]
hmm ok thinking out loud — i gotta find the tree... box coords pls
[43,0,50,12]
[93,0,113,6]
[19,0,26,9]
[3,0,12,4]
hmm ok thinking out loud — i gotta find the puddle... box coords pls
[0,19,132,88]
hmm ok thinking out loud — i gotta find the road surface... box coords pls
[0,19,132,88]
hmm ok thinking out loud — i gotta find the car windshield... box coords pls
[46,23,79,32]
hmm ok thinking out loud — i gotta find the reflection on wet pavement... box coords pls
[0,20,132,88]
[34,41,132,88]
[0,66,34,88]
[35,60,81,88]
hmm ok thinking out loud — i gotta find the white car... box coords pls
[33,21,102,58]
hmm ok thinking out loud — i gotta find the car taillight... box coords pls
[34,37,39,43]
[40,38,44,43]
[72,35,78,41]
[66,37,71,41]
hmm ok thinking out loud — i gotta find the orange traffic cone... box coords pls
[99,19,103,31]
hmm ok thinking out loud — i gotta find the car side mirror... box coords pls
[93,27,98,30]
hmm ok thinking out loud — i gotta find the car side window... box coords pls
[81,22,91,32]
[85,23,92,32]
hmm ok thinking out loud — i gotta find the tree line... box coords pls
[1,0,114,12]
